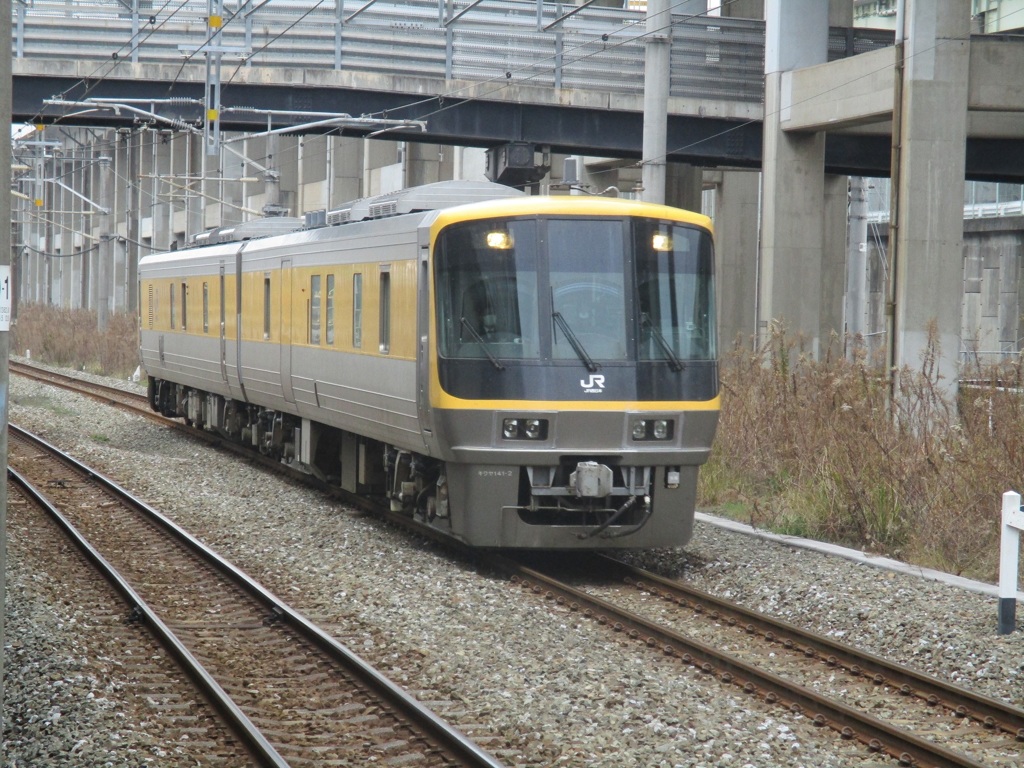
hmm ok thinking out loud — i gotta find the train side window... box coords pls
[202,282,209,333]
[352,273,363,348]
[181,282,187,330]
[263,274,271,340]
[170,283,176,329]
[326,274,335,345]
[310,274,322,345]
[379,270,391,354]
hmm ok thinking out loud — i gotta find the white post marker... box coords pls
[999,491,1024,635]
[0,265,11,331]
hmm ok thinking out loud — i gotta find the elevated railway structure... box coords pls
[9,0,901,175]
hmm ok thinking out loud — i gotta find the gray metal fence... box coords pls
[12,0,892,103]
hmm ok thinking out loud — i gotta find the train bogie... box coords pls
[140,180,719,549]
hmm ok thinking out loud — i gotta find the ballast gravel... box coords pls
[5,362,1024,767]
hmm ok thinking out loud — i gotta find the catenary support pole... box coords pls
[1,0,13,729]
[641,0,670,204]
[97,156,113,331]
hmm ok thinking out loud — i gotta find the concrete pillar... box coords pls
[31,149,45,304]
[298,134,327,214]
[275,135,299,216]
[362,140,401,197]
[889,0,969,389]
[717,0,763,19]
[713,169,761,349]
[151,131,172,253]
[331,136,364,206]
[125,132,140,313]
[758,0,829,354]
[405,142,451,188]
[185,133,203,241]
[454,147,488,183]
[718,0,844,23]
[665,164,703,213]
[821,173,848,355]
[113,132,128,313]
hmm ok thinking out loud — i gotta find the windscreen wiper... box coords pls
[552,311,599,373]
[641,312,684,372]
[460,316,505,370]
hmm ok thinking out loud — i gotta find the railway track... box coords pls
[498,552,1024,768]
[7,422,505,768]
[10,360,151,412]
[6,472,250,765]
[12,360,1023,766]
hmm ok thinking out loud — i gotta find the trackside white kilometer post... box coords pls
[999,491,1024,635]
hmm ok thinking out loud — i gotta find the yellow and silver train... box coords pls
[139,180,719,548]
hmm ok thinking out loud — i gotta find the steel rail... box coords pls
[7,458,291,768]
[498,554,993,768]
[596,553,1024,742]
[10,361,149,408]
[9,423,508,768]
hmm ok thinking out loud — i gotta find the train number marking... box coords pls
[477,469,514,478]
[580,374,605,394]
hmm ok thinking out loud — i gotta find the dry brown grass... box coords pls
[700,325,1024,582]
[12,303,140,379]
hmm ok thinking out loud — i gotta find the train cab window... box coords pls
[202,282,209,333]
[634,222,716,362]
[379,270,391,354]
[170,283,176,329]
[435,219,540,360]
[352,273,363,348]
[310,274,322,345]
[548,219,627,361]
[326,275,335,345]
[181,282,187,330]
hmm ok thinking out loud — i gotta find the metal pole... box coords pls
[886,0,906,396]
[641,0,671,204]
[97,156,113,331]
[127,130,141,313]
[1,0,14,728]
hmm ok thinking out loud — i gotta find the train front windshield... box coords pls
[434,215,717,400]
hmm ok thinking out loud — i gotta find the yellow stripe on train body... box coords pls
[430,392,722,412]
[425,195,717,411]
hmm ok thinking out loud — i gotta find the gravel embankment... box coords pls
[5,365,1023,767]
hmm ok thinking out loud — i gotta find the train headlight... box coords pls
[631,418,674,441]
[486,230,514,249]
[652,233,672,252]
[502,417,548,440]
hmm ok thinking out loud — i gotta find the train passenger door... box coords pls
[229,243,249,403]
[218,263,228,384]
[280,258,296,404]
[416,239,433,438]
